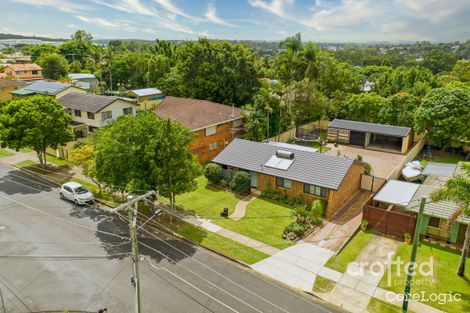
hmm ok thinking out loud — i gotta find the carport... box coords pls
[327,119,412,153]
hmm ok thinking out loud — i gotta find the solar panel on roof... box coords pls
[264,155,294,170]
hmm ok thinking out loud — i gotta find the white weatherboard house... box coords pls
[58,92,140,137]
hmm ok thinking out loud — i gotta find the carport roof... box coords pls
[329,119,411,137]
[373,180,420,206]
[422,162,457,177]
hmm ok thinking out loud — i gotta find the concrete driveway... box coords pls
[0,163,340,313]
[325,144,406,179]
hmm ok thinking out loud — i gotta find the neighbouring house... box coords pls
[10,81,86,99]
[0,79,26,100]
[58,92,140,137]
[128,88,165,110]
[364,162,468,246]
[13,55,32,64]
[3,63,43,80]
[68,73,99,92]
[327,119,413,154]
[155,96,245,163]
[213,139,365,217]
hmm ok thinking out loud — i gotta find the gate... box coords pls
[360,174,386,192]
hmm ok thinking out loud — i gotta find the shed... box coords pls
[327,119,412,153]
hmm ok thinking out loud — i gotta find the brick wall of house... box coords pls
[257,173,327,203]
[190,120,242,164]
[327,162,364,217]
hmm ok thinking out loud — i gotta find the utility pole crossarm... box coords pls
[111,190,157,213]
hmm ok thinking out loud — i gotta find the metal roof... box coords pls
[212,139,354,190]
[373,180,420,206]
[68,73,96,80]
[267,141,319,153]
[406,184,469,224]
[14,81,71,95]
[59,92,137,113]
[129,88,163,97]
[422,162,457,177]
[329,119,411,137]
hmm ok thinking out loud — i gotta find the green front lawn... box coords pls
[325,231,375,273]
[170,176,295,248]
[0,149,14,157]
[312,276,336,293]
[156,214,268,264]
[379,242,469,312]
[46,154,73,168]
[367,298,408,313]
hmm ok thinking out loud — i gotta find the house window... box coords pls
[87,112,95,120]
[101,110,112,121]
[304,184,327,197]
[123,107,133,115]
[209,141,218,151]
[233,119,242,127]
[276,177,292,189]
[205,126,216,136]
[32,70,38,75]
[428,217,440,228]
[74,109,81,117]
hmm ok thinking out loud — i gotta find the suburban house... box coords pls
[213,139,365,217]
[155,96,245,163]
[68,73,99,92]
[128,88,165,110]
[58,92,140,137]
[0,79,26,100]
[3,63,43,80]
[363,162,467,246]
[327,119,413,154]
[11,81,86,99]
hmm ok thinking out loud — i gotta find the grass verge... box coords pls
[325,231,375,273]
[312,276,335,293]
[0,149,14,158]
[367,298,407,313]
[379,241,469,312]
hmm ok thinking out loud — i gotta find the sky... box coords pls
[1,0,470,42]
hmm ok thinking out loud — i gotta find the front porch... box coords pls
[69,121,89,138]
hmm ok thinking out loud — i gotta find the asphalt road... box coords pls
[0,163,342,313]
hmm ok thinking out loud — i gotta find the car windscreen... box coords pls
[74,186,89,194]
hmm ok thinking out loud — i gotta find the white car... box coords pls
[60,182,94,205]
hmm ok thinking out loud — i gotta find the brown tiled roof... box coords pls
[155,96,244,130]
[6,63,42,71]
[0,78,26,89]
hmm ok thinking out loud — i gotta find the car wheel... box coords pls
[60,192,64,199]
[74,199,79,206]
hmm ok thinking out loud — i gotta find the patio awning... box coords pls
[373,180,420,206]
[69,121,86,129]
[422,162,457,177]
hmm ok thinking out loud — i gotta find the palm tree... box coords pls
[432,164,470,277]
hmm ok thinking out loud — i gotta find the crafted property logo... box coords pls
[346,252,462,304]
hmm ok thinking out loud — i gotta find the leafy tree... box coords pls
[451,60,470,82]
[158,67,185,96]
[288,79,327,124]
[176,38,260,106]
[58,30,97,68]
[204,163,222,184]
[69,142,101,192]
[26,44,58,62]
[0,95,73,167]
[146,54,170,87]
[422,48,458,74]
[37,53,69,80]
[154,119,202,211]
[344,92,386,122]
[415,87,470,148]
[374,66,439,97]
[431,165,470,277]
[244,110,268,142]
[379,92,421,127]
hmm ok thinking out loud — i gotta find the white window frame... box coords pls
[205,126,216,136]
[101,110,112,121]
[123,107,133,115]
[209,141,218,151]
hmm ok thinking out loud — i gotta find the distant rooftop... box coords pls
[59,92,137,113]
[267,141,318,153]
[129,88,163,97]
[329,119,411,137]
[11,80,71,96]
[6,63,42,71]
[68,73,96,80]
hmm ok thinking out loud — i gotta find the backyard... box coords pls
[169,176,296,248]
[379,242,469,312]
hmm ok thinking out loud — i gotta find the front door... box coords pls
[249,171,257,188]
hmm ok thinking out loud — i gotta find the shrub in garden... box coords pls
[230,171,251,195]
[204,163,222,184]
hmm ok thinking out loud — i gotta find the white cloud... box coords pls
[11,0,87,13]
[248,0,294,19]
[76,15,136,32]
[93,0,158,16]
[152,0,195,20]
[204,3,234,27]
[396,0,469,23]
